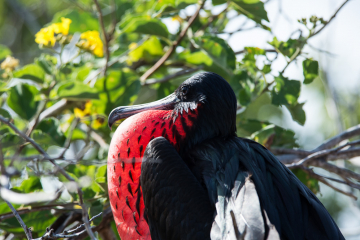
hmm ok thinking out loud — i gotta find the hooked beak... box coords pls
[108,93,180,128]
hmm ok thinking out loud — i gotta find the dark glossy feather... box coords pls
[141,136,344,240]
[185,137,344,240]
[141,137,214,240]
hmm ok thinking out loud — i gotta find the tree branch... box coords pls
[0,203,78,221]
[301,167,357,200]
[139,0,205,83]
[315,124,360,151]
[4,200,32,239]
[286,139,360,168]
[310,0,351,38]
[33,212,103,240]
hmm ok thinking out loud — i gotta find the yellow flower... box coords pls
[74,101,92,118]
[35,26,56,47]
[53,18,72,35]
[1,56,19,71]
[79,31,104,57]
[35,18,72,47]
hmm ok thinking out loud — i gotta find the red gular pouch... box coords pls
[107,108,198,240]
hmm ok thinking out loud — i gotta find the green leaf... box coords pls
[57,82,99,100]
[262,64,271,74]
[271,75,301,107]
[36,117,66,146]
[200,36,236,69]
[0,81,9,94]
[127,36,164,64]
[180,36,235,79]
[245,121,298,148]
[0,44,12,60]
[212,0,227,5]
[302,59,319,84]
[111,220,122,240]
[94,69,140,114]
[11,177,42,193]
[232,0,269,23]
[31,130,55,148]
[239,88,251,106]
[156,81,178,99]
[0,210,56,237]
[35,54,57,75]
[7,83,39,120]
[0,108,11,119]
[292,168,319,194]
[269,37,304,58]
[286,102,306,125]
[13,64,45,83]
[52,9,99,33]
[96,165,107,179]
[88,200,103,225]
[122,17,169,38]
[0,133,24,149]
[65,128,87,140]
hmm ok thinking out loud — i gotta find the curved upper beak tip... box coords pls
[108,111,117,130]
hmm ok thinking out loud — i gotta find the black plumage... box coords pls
[141,137,214,240]
[110,72,344,240]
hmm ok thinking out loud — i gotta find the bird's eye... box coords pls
[181,85,189,95]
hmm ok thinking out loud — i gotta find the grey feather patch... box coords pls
[211,175,272,240]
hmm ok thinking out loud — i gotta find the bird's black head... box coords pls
[109,72,237,148]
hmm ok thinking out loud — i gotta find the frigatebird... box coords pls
[107,72,344,240]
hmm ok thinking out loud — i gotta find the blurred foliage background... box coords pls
[0,0,360,239]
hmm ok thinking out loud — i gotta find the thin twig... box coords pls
[58,117,80,158]
[0,116,96,240]
[286,139,360,168]
[195,5,228,35]
[4,200,32,239]
[301,167,357,200]
[219,25,258,36]
[315,124,360,151]
[143,67,203,86]
[33,213,102,240]
[311,160,360,182]
[140,0,205,82]
[26,100,47,136]
[280,47,301,74]
[310,0,350,38]
[0,203,78,221]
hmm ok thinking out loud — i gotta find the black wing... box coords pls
[141,137,214,240]
[185,137,344,240]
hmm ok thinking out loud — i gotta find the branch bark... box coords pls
[310,0,350,38]
[139,0,205,83]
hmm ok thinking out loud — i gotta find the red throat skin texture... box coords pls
[107,109,197,240]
